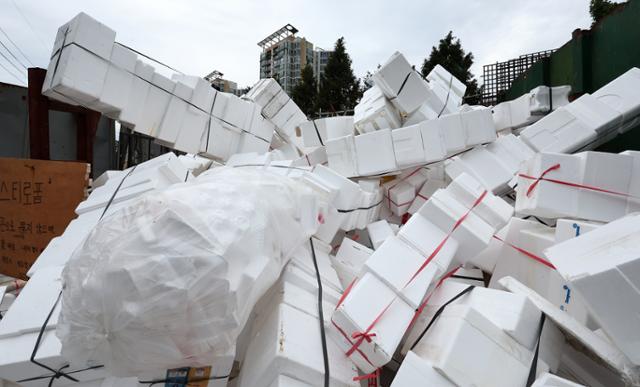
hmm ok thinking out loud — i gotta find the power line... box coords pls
[0,44,25,76]
[0,57,26,85]
[0,38,27,70]
[11,0,49,52]
[0,24,35,66]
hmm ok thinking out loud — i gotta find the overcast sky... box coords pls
[0,0,596,89]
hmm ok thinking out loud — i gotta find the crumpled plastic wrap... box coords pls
[56,167,321,376]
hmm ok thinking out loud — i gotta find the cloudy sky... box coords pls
[0,0,596,88]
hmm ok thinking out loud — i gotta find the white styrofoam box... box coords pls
[290,240,342,293]
[331,238,373,289]
[42,43,109,105]
[545,214,640,364]
[388,71,431,116]
[0,266,63,339]
[372,52,413,98]
[292,146,327,168]
[354,129,397,176]
[354,92,402,133]
[491,219,592,326]
[468,221,507,274]
[50,12,115,61]
[592,67,640,121]
[412,304,533,387]
[202,118,242,161]
[515,152,585,219]
[427,79,462,116]
[445,147,514,194]
[300,117,354,147]
[437,113,466,154]
[237,132,270,155]
[155,80,193,146]
[622,150,640,213]
[365,236,440,309]
[417,190,493,264]
[402,101,439,127]
[397,213,458,274]
[90,43,137,115]
[460,108,497,145]
[331,272,416,373]
[91,170,123,189]
[519,108,597,153]
[247,105,276,141]
[449,267,485,287]
[118,60,154,128]
[517,151,637,222]
[564,93,622,134]
[426,64,467,101]
[281,262,342,306]
[392,124,426,167]
[135,72,175,137]
[238,301,359,387]
[578,151,633,222]
[174,105,210,154]
[212,92,253,130]
[312,165,361,241]
[267,375,314,387]
[492,101,513,132]
[446,173,513,230]
[325,135,358,178]
[485,133,535,174]
[75,153,188,214]
[407,179,446,214]
[554,219,601,243]
[390,351,455,386]
[366,220,395,250]
[510,94,539,129]
[532,372,585,387]
[385,181,414,215]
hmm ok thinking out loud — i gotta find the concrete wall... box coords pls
[0,82,116,177]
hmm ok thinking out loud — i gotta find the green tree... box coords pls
[291,64,317,116]
[421,31,480,104]
[590,0,618,25]
[316,37,362,114]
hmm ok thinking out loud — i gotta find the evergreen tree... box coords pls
[291,64,317,117]
[361,64,380,92]
[590,0,618,25]
[421,31,480,104]
[316,37,362,113]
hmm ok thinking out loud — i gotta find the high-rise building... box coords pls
[258,24,333,94]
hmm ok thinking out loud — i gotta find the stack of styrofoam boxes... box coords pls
[330,173,512,373]
[306,165,382,245]
[372,52,431,118]
[244,78,307,152]
[382,168,429,216]
[326,107,497,178]
[0,266,110,385]
[26,153,191,277]
[394,280,565,386]
[402,65,466,127]
[42,12,116,107]
[366,220,397,250]
[445,133,535,194]
[407,163,448,214]
[545,214,640,367]
[299,116,354,147]
[492,85,571,133]
[518,70,640,155]
[592,67,640,134]
[353,85,402,133]
[488,218,593,327]
[516,151,640,222]
[237,240,359,387]
[331,238,374,289]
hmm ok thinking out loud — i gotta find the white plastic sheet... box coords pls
[57,167,320,376]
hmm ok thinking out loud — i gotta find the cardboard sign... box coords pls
[0,158,89,279]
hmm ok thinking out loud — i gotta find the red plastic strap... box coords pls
[522,163,560,196]
[493,235,556,270]
[353,368,380,382]
[415,193,430,201]
[335,277,358,310]
[520,163,639,199]
[331,320,375,368]
[386,167,423,208]
[343,190,488,360]
[352,332,376,343]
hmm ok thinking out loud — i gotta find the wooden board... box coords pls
[0,158,89,279]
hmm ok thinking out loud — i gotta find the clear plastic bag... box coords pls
[57,167,320,375]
